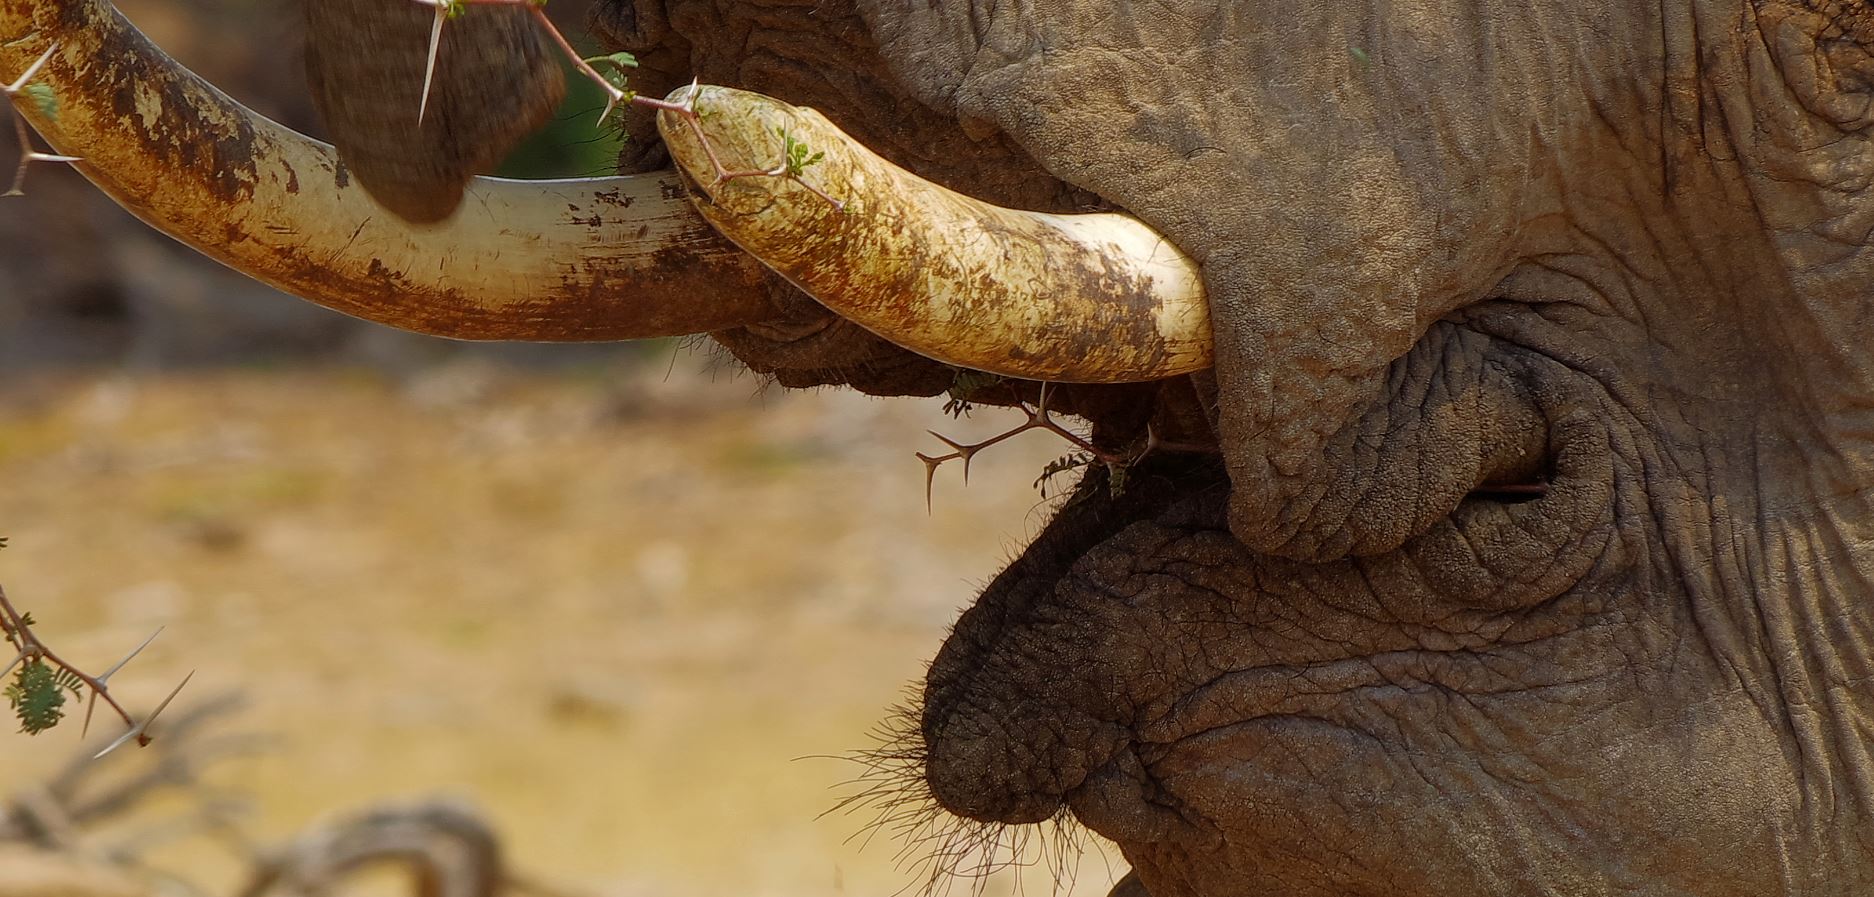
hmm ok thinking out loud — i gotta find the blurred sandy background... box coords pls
[0,1,1122,893]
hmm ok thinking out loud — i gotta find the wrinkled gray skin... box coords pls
[398,0,1874,893]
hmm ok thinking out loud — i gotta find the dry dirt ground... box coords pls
[0,354,1122,897]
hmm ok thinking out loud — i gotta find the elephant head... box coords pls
[5,0,1874,894]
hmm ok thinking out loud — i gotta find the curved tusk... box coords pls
[0,1,778,341]
[655,86,1212,383]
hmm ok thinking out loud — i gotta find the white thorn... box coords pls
[79,690,98,740]
[96,626,162,683]
[5,43,58,95]
[92,670,193,759]
[418,4,448,125]
[92,724,142,760]
[597,89,619,127]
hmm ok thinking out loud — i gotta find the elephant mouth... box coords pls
[916,455,1234,827]
[916,329,1625,835]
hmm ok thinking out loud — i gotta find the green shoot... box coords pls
[1034,453,1094,498]
[943,371,1007,418]
[583,51,638,93]
[22,83,57,121]
[5,658,82,734]
[776,126,824,178]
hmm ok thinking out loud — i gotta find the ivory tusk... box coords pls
[655,85,1212,383]
[0,1,778,340]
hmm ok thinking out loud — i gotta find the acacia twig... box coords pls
[918,383,1219,508]
[0,582,191,756]
[917,384,1120,509]
[237,800,510,897]
[3,43,81,196]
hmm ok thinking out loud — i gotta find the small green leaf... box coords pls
[23,83,57,122]
[776,131,824,178]
[584,51,638,70]
[6,659,76,735]
[943,371,1005,417]
[1107,462,1129,498]
[1349,46,1371,66]
[584,52,637,92]
[1034,452,1094,498]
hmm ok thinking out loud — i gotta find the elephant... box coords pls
[4,0,1873,894]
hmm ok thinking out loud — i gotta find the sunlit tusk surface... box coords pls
[656,85,1213,383]
[0,0,777,340]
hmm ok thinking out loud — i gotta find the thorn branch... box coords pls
[1,582,189,754]
[918,384,1112,509]
[633,79,846,208]
[3,42,82,197]
[917,384,1225,508]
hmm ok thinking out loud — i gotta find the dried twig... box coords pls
[917,383,1219,508]
[1,694,266,897]
[53,695,257,826]
[237,800,507,897]
[2,695,260,868]
[917,383,1120,509]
